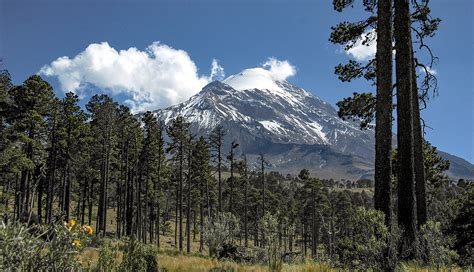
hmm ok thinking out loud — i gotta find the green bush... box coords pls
[203,212,240,257]
[119,238,159,272]
[334,207,389,270]
[260,212,283,272]
[418,221,458,266]
[242,247,268,265]
[95,240,120,272]
[0,220,89,271]
[449,186,474,266]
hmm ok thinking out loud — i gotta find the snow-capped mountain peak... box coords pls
[223,68,284,92]
[148,69,473,180]
[153,70,375,160]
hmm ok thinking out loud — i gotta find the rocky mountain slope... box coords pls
[152,68,474,180]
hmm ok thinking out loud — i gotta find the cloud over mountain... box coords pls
[262,57,296,81]
[40,42,212,112]
[40,42,296,112]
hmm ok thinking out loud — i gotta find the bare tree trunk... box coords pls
[394,0,417,259]
[88,180,93,226]
[244,173,248,247]
[374,0,393,227]
[200,180,204,252]
[179,144,184,251]
[174,178,178,247]
[186,143,192,254]
[81,179,88,225]
[37,177,43,223]
[410,46,427,228]
[218,143,222,213]
[311,187,317,259]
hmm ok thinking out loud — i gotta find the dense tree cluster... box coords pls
[0,71,471,268]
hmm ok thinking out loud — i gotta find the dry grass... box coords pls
[396,262,465,272]
[78,247,337,272]
[159,254,264,272]
[158,254,336,272]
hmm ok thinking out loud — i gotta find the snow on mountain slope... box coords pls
[149,69,474,180]
[154,70,376,162]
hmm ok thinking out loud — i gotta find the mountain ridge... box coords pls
[151,70,474,180]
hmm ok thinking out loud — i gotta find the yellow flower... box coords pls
[82,225,93,235]
[72,239,81,248]
[68,219,76,228]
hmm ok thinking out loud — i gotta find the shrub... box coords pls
[119,238,159,272]
[418,221,458,266]
[96,240,120,272]
[203,212,240,257]
[242,247,268,265]
[449,186,474,266]
[334,207,389,270]
[260,212,283,272]
[0,219,94,271]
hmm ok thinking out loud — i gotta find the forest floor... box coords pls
[79,246,338,272]
[78,246,465,272]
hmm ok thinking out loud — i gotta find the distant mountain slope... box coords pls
[438,151,474,180]
[151,68,474,180]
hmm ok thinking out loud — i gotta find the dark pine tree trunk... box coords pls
[311,187,317,259]
[62,126,72,221]
[199,178,204,252]
[179,143,184,251]
[217,140,222,213]
[410,46,427,228]
[186,143,192,254]
[37,177,43,224]
[244,173,248,247]
[88,179,93,226]
[81,179,88,225]
[157,150,162,247]
[394,0,417,259]
[143,174,148,243]
[174,176,178,247]
[374,0,393,227]
[260,154,265,247]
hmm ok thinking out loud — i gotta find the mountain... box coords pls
[152,68,474,180]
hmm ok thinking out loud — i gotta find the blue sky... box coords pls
[1,0,473,163]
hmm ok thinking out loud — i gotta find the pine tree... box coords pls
[8,75,54,220]
[141,111,161,242]
[237,156,250,247]
[209,125,225,213]
[167,115,190,251]
[227,140,239,213]
[191,136,211,252]
[86,94,118,236]
[59,92,86,221]
[44,99,62,224]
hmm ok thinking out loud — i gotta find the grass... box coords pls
[78,247,337,272]
[158,254,336,272]
[396,262,466,272]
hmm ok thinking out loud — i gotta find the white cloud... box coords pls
[345,29,377,61]
[418,66,437,75]
[40,41,215,112]
[208,59,225,81]
[262,57,296,80]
